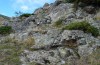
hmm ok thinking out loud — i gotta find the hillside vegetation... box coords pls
[0,0,100,65]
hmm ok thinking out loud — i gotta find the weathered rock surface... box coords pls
[0,0,100,65]
[19,30,100,65]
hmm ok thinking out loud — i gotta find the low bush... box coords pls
[63,21,99,37]
[19,13,32,18]
[0,26,12,35]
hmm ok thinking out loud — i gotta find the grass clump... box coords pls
[95,12,100,20]
[24,36,35,49]
[28,61,42,65]
[63,21,99,37]
[53,19,63,27]
[0,26,12,35]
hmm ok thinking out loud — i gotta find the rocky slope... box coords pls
[0,0,100,65]
[0,14,10,26]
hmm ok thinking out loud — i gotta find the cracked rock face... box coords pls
[19,30,100,65]
[21,50,60,65]
[48,3,74,22]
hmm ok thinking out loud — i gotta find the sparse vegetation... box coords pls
[0,14,10,20]
[88,48,100,65]
[0,36,35,65]
[0,0,100,65]
[95,12,100,20]
[63,48,100,65]
[63,21,99,37]
[0,38,22,65]
[53,19,63,27]
[28,61,42,65]
[0,26,12,35]
[24,36,35,49]
[19,13,32,18]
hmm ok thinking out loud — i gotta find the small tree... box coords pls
[15,11,23,17]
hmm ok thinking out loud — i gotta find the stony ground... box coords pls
[0,0,100,65]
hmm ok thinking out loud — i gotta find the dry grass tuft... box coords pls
[24,36,35,49]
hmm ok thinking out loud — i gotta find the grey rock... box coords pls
[34,8,44,15]
[53,0,63,6]
[20,49,60,65]
[48,3,74,22]
[33,29,61,47]
[2,21,10,26]
[0,1,100,65]
[83,6,96,14]
[43,3,49,8]
[78,45,93,56]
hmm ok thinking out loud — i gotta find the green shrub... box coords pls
[0,26,12,35]
[19,13,32,18]
[63,21,99,37]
